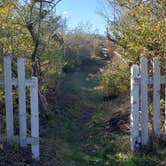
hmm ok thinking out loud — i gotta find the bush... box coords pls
[100,61,129,97]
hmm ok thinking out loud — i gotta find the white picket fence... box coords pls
[0,57,39,160]
[130,57,166,151]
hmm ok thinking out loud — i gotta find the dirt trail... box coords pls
[60,58,104,127]
[45,57,132,166]
[55,57,106,165]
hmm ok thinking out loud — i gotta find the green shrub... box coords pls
[100,62,129,97]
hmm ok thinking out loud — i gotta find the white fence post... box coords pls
[4,56,14,141]
[164,85,166,140]
[140,57,149,145]
[130,65,140,151]
[153,57,160,137]
[17,58,27,147]
[30,77,39,160]
[1,57,40,160]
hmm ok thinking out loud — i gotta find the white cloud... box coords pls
[63,11,68,16]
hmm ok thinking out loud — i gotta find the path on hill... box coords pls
[54,57,107,165]
[42,56,163,166]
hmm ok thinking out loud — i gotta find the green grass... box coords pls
[41,57,166,166]
[2,57,161,165]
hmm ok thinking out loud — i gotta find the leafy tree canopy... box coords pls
[106,0,166,62]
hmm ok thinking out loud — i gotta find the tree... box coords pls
[62,23,100,69]
[0,1,33,57]
[13,0,63,76]
[104,0,166,62]
[0,0,65,111]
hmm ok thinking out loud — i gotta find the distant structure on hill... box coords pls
[101,47,109,58]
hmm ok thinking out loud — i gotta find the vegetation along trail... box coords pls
[0,1,166,166]
[40,55,166,166]
[53,57,108,165]
[1,56,166,166]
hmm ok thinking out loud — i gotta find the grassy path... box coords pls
[41,57,165,166]
[45,57,110,165]
[0,57,165,165]
[55,58,105,165]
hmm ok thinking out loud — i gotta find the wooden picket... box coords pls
[130,57,166,151]
[30,77,39,160]
[153,57,160,137]
[165,87,166,137]
[4,57,14,141]
[140,57,149,144]
[17,58,27,147]
[130,65,141,151]
[0,56,40,160]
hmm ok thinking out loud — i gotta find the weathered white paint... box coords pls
[0,136,38,145]
[130,65,140,151]
[130,57,166,150]
[153,57,160,137]
[0,57,40,160]
[140,57,149,145]
[0,79,35,86]
[4,56,14,141]
[164,86,166,139]
[148,77,166,85]
[17,58,27,147]
[30,77,40,160]
[3,77,164,87]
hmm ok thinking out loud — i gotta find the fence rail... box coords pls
[130,57,166,151]
[0,56,39,160]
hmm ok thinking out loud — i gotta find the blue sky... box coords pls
[56,0,107,34]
